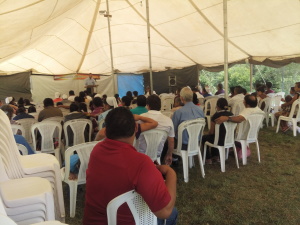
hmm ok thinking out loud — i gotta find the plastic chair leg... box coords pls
[233,145,239,169]
[197,150,205,178]
[218,147,226,172]
[276,118,281,133]
[292,120,297,136]
[68,181,78,218]
[256,141,260,163]
[188,156,194,168]
[203,144,207,165]
[181,152,189,183]
[240,141,248,165]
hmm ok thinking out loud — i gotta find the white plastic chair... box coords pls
[204,98,218,130]
[15,118,36,143]
[98,118,105,129]
[43,117,64,123]
[107,190,157,225]
[173,118,206,182]
[0,110,65,222]
[138,129,168,164]
[203,122,238,172]
[161,96,175,111]
[231,100,245,116]
[258,97,272,127]
[31,121,62,165]
[0,155,55,223]
[235,113,265,165]
[63,119,92,148]
[61,141,98,218]
[161,110,173,118]
[11,124,25,137]
[270,95,282,113]
[276,99,300,136]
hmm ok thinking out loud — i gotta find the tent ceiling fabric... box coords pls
[0,0,300,75]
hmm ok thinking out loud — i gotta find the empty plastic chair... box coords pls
[11,124,25,137]
[107,190,157,225]
[15,118,36,143]
[204,98,218,130]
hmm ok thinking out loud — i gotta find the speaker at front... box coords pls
[169,76,176,86]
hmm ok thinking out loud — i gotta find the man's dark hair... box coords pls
[74,96,81,103]
[244,95,257,108]
[266,81,272,89]
[146,95,161,111]
[105,107,135,140]
[234,86,244,94]
[28,105,36,113]
[93,97,103,107]
[18,97,24,107]
[69,103,79,112]
[133,91,138,97]
[217,83,223,89]
[56,102,63,106]
[242,88,247,95]
[78,102,87,112]
[137,95,146,107]
[16,107,26,114]
[69,90,75,96]
[256,86,265,93]
[230,86,235,94]
[122,96,131,107]
[43,98,54,107]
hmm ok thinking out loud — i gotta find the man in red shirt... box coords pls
[83,107,177,225]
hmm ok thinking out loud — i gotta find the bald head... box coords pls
[180,87,193,102]
[244,94,257,108]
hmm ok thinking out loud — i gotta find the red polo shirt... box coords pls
[83,138,171,225]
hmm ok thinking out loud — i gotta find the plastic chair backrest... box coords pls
[275,92,285,98]
[15,118,36,143]
[231,100,245,116]
[31,121,62,152]
[140,129,168,161]
[0,214,17,225]
[160,110,173,118]
[270,95,282,112]
[107,190,157,225]
[43,116,64,123]
[98,118,105,129]
[246,114,264,142]
[63,119,92,147]
[288,99,300,119]
[17,143,28,155]
[204,98,218,116]
[161,96,174,111]
[258,97,271,113]
[177,118,205,154]
[213,122,237,147]
[11,124,25,137]
[64,141,98,184]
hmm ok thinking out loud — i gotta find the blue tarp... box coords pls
[117,74,144,97]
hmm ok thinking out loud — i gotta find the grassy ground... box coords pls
[64,125,300,225]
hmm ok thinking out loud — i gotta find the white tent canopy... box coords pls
[0,0,300,76]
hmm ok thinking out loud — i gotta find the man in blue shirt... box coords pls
[172,87,205,149]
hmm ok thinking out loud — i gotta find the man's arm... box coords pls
[134,114,158,132]
[164,137,174,166]
[153,165,176,219]
[215,115,245,124]
[95,127,106,141]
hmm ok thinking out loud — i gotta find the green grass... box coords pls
[64,126,300,225]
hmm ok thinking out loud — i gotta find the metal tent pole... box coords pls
[250,63,253,92]
[146,0,153,94]
[223,0,229,99]
[106,0,117,94]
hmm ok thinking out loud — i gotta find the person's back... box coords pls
[130,95,148,115]
[38,98,63,122]
[172,87,204,145]
[84,107,177,225]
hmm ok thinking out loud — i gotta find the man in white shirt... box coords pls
[228,86,245,107]
[138,95,175,165]
[84,74,96,95]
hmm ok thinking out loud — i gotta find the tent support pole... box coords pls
[223,0,229,99]
[146,0,153,94]
[106,0,117,94]
[250,63,253,92]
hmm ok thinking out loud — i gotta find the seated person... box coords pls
[53,92,63,103]
[83,107,177,225]
[202,98,233,164]
[130,95,148,115]
[38,98,63,122]
[13,107,34,120]
[121,96,132,110]
[87,97,104,118]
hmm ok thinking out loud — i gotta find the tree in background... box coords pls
[199,63,300,95]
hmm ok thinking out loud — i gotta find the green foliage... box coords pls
[200,63,300,95]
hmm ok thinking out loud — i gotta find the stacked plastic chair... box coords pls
[0,110,65,222]
[15,118,36,143]
[61,141,98,218]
